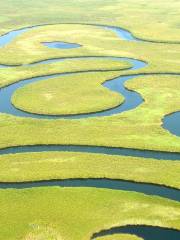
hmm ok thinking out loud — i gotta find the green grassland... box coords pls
[0,24,179,72]
[0,73,179,152]
[0,1,179,239]
[95,235,143,240]
[0,151,179,189]
[11,68,129,115]
[1,187,180,240]
[0,0,180,43]
[0,24,179,151]
[27,232,143,240]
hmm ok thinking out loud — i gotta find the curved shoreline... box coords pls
[0,144,180,160]
[9,56,140,117]
[0,21,179,240]
[1,22,180,47]
[8,70,180,120]
[0,23,179,135]
[0,178,179,201]
[1,58,145,119]
[0,24,178,159]
[0,22,179,208]
[92,225,180,240]
[0,24,179,159]
[163,111,180,137]
[0,55,179,135]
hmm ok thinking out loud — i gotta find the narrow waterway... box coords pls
[1,178,179,201]
[0,23,179,240]
[92,225,180,240]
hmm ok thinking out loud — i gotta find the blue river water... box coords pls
[0,23,179,134]
[163,112,180,137]
[92,225,180,240]
[0,57,146,119]
[1,178,179,201]
[43,41,81,49]
[0,23,179,240]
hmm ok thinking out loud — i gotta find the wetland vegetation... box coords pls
[0,0,179,239]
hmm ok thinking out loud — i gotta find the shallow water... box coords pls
[163,112,180,137]
[0,28,30,47]
[104,25,140,41]
[43,41,81,49]
[0,24,140,47]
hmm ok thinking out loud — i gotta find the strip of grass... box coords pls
[26,230,142,240]
[0,24,180,74]
[0,187,180,240]
[0,152,179,189]
[95,234,143,240]
[0,57,131,87]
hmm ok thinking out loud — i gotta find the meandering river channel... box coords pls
[0,23,179,240]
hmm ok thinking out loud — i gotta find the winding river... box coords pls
[0,23,179,240]
[0,57,147,119]
[92,225,180,240]
[0,23,179,133]
[1,178,179,201]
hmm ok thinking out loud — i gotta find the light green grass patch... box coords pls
[24,225,63,240]
[0,74,179,152]
[0,58,131,88]
[0,1,179,240]
[95,234,143,240]
[0,151,179,189]
[0,187,180,240]
[0,23,179,74]
[11,68,129,115]
[0,0,180,42]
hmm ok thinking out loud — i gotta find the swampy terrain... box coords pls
[0,1,179,239]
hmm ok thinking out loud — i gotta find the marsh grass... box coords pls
[0,2,179,239]
[0,0,180,42]
[11,68,128,115]
[0,74,179,152]
[0,187,180,240]
[0,24,179,151]
[95,234,143,240]
[0,151,179,189]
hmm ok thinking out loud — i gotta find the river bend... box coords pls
[0,23,179,240]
